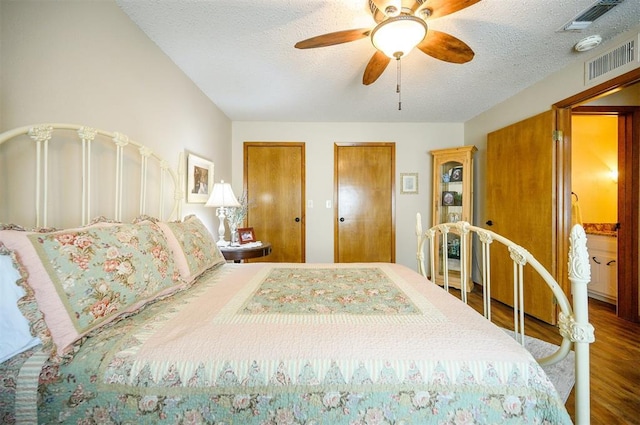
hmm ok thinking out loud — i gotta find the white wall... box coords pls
[232,121,464,267]
[0,0,231,231]
[587,82,640,106]
[4,1,638,269]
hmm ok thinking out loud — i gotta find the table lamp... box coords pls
[205,180,240,246]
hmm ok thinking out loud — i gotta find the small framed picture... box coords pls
[186,153,214,204]
[400,173,418,194]
[442,191,456,206]
[450,167,463,182]
[238,227,256,244]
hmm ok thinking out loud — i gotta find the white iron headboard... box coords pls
[0,123,183,228]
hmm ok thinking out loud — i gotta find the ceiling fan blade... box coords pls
[363,51,391,85]
[295,28,371,49]
[416,0,482,20]
[417,30,474,63]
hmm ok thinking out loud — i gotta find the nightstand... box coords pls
[219,242,272,263]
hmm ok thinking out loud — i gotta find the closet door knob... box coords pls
[486,220,493,226]
[295,217,300,222]
[339,217,345,222]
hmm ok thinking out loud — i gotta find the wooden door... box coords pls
[244,142,305,262]
[334,143,395,263]
[486,111,557,324]
[616,109,640,322]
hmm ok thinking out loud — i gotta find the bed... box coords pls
[0,123,592,424]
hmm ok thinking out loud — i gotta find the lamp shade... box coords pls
[205,180,241,208]
[371,15,428,59]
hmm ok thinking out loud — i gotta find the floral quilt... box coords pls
[0,263,572,424]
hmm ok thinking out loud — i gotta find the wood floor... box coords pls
[461,287,640,424]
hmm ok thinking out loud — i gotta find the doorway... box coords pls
[555,68,640,322]
[571,111,621,308]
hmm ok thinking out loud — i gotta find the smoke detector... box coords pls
[574,35,603,52]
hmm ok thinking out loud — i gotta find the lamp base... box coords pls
[216,207,229,247]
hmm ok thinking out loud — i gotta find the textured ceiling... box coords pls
[116,0,640,123]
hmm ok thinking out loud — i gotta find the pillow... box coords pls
[0,220,183,356]
[157,215,226,283]
[0,246,42,363]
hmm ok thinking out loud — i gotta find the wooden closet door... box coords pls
[334,143,395,263]
[244,142,305,262]
[486,111,557,324]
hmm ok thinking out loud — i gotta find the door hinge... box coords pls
[553,130,563,141]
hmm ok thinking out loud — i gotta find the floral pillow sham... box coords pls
[0,220,183,357]
[157,215,226,283]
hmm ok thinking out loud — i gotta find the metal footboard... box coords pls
[416,213,594,424]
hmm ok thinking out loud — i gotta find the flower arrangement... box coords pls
[227,192,249,232]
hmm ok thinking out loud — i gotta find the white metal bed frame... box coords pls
[0,123,183,228]
[0,124,593,422]
[416,213,594,424]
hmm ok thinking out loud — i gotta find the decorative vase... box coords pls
[229,223,240,246]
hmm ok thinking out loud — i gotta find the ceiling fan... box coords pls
[295,0,481,85]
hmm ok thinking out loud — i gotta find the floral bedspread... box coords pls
[1,263,572,424]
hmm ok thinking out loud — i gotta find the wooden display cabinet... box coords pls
[430,146,477,291]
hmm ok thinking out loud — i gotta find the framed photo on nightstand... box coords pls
[238,227,256,244]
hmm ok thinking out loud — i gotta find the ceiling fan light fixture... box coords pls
[371,15,428,59]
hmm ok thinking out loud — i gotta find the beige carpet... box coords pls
[504,330,575,402]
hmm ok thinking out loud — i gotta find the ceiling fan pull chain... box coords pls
[396,57,402,111]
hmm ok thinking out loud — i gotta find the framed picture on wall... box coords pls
[186,152,214,203]
[400,173,418,194]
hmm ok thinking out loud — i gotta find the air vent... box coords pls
[584,35,637,84]
[562,0,625,31]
